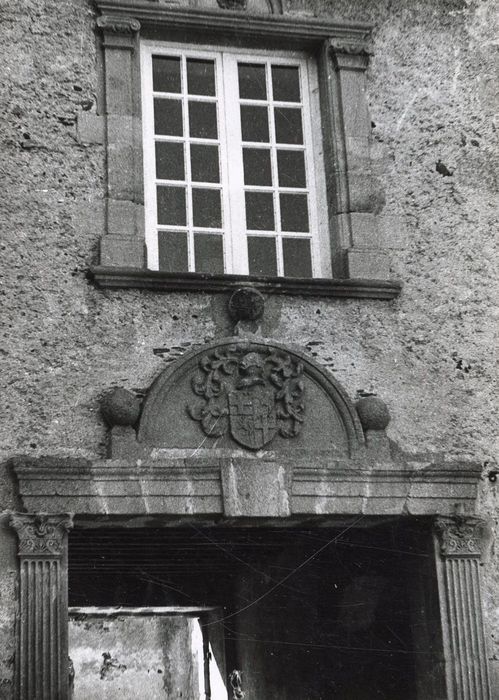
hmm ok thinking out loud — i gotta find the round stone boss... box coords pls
[228,287,265,322]
[100,387,141,427]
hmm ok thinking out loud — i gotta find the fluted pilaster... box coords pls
[434,516,492,700]
[11,513,73,700]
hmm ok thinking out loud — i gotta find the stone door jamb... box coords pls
[434,515,493,700]
[10,513,73,700]
[9,512,494,700]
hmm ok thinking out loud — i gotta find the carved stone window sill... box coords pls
[88,267,402,300]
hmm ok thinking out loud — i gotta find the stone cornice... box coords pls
[94,0,372,46]
[10,513,73,557]
[12,456,482,518]
[88,267,402,300]
[434,516,491,558]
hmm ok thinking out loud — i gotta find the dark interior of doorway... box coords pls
[69,520,443,700]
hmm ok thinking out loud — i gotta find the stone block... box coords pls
[365,430,392,461]
[350,213,382,248]
[345,136,371,173]
[73,199,106,236]
[347,249,390,280]
[76,112,105,145]
[107,116,138,201]
[337,69,369,139]
[348,173,386,214]
[104,48,134,114]
[376,215,407,249]
[100,235,145,268]
[108,198,145,237]
[221,460,291,517]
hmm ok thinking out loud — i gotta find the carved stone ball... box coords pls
[229,287,265,322]
[100,388,141,427]
[356,397,390,431]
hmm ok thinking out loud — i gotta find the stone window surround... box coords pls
[87,0,402,300]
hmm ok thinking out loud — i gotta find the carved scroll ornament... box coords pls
[434,516,489,558]
[188,346,304,450]
[96,15,141,34]
[10,513,73,556]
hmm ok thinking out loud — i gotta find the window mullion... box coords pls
[141,47,159,270]
[267,61,284,277]
[181,55,195,273]
[222,53,248,275]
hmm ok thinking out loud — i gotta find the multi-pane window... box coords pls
[141,44,328,278]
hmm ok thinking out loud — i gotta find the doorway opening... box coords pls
[68,520,444,699]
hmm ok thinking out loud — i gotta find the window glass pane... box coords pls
[189,101,218,139]
[187,59,216,96]
[194,234,224,274]
[245,192,274,231]
[155,141,185,181]
[271,65,301,102]
[192,188,222,228]
[238,63,267,100]
[276,150,306,188]
[152,56,181,93]
[280,193,309,232]
[283,238,312,277]
[190,144,220,183]
[274,107,303,144]
[243,148,272,186]
[247,236,277,276]
[158,231,188,272]
[154,99,183,136]
[157,186,186,226]
[240,105,269,143]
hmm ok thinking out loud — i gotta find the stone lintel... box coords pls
[95,1,372,47]
[11,457,482,518]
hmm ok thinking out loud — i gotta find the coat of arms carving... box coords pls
[188,346,304,449]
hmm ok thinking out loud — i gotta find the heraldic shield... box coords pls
[188,345,305,450]
[229,384,277,449]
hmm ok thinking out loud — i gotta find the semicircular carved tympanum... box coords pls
[188,0,284,14]
[137,338,364,456]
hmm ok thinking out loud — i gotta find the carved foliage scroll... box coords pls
[188,346,304,449]
[10,513,73,556]
[434,516,489,558]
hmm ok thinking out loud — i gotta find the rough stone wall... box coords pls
[0,0,497,695]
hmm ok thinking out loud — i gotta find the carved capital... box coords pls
[10,513,73,557]
[329,40,372,72]
[96,15,141,34]
[434,516,490,558]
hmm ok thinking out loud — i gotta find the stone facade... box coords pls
[0,0,497,697]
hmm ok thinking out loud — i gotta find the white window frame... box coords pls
[141,41,331,278]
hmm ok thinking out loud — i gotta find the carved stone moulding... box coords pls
[96,14,141,34]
